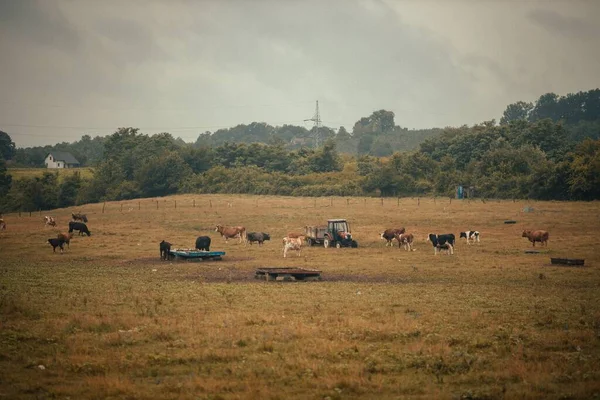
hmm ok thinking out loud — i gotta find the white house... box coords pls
[44,152,81,169]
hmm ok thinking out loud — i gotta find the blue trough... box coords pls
[168,249,225,261]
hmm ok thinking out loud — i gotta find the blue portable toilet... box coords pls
[456,185,464,199]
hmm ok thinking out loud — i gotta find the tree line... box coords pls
[1,88,599,212]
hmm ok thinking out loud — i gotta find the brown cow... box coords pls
[0,218,5,230]
[396,232,415,251]
[57,232,72,248]
[215,225,246,243]
[522,230,549,247]
[380,228,406,246]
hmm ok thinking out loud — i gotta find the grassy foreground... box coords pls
[0,195,599,399]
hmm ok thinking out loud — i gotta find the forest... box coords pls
[1,89,599,212]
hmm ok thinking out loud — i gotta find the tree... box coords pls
[0,158,12,198]
[135,151,191,197]
[500,101,534,125]
[0,131,16,160]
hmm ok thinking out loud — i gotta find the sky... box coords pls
[1,0,599,148]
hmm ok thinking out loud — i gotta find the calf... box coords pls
[282,236,303,258]
[522,230,549,247]
[380,227,406,247]
[428,233,455,255]
[247,232,270,246]
[48,238,66,253]
[68,221,91,236]
[436,243,453,255]
[57,232,72,248]
[460,231,480,245]
[195,236,211,251]
[396,232,415,251]
[0,218,5,230]
[160,240,172,260]
[44,216,56,227]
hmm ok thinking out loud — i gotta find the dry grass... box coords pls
[8,167,95,181]
[1,195,599,399]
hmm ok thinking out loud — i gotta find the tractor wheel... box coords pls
[307,238,313,246]
[324,238,330,248]
[351,240,358,248]
[335,242,342,249]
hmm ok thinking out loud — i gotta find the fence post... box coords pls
[19,210,21,217]
[397,198,399,207]
[209,200,212,208]
[364,198,366,207]
[29,211,32,217]
[138,201,140,210]
[381,198,383,206]
[120,203,123,212]
[314,199,316,208]
[175,200,177,209]
[330,198,333,206]
[102,202,106,214]
[39,208,41,216]
[418,198,420,206]
[193,199,195,208]
[346,199,349,206]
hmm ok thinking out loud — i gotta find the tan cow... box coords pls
[282,236,303,258]
[215,225,247,243]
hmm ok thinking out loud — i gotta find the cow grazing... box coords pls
[247,232,270,246]
[57,232,72,248]
[68,221,91,236]
[48,238,66,253]
[460,231,480,245]
[282,236,303,258]
[396,232,415,251]
[44,216,56,227]
[72,213,88,223]
[160,240,172,260]
[215,225,246,243]
[195,236,211,251]
[522,230,549,247]
[428,233,456,255]
[380,227,406,246]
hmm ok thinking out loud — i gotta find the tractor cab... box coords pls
[324,219,358,248]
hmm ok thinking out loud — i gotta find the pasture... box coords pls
[0,195,599,399]
[8,167,95,181]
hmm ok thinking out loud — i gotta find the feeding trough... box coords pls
[504,220,517,224]
[168,249,225,261]
[550,258,585,267]
[255,267,322,282]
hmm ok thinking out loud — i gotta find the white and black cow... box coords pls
[459,230,480,245]
[427,233,455,255]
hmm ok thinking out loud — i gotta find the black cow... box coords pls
[160,240,172,260]
[48,238,66,253]
[195,236,211,251]
[68,221,91,236]
[247,232,270,246]
[428,233,455,255]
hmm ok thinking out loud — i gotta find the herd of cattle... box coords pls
[1,212,548,257]
[156,224,549,260]
[44,213,91,253]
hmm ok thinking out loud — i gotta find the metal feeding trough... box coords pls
[168,249,225,261]
[550,258,585,267]
[504,220,517,224]
[255,267,322,282]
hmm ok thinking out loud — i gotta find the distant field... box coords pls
[0,195,599,399]
[8,167,94,181]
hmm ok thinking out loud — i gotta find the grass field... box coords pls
[8,167,95,181]
[1,195,599,399]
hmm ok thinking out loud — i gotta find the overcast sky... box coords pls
[1,0,599,147]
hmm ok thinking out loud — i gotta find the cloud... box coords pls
[528,7,600,40]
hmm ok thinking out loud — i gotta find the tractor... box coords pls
[305,219,358,248]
